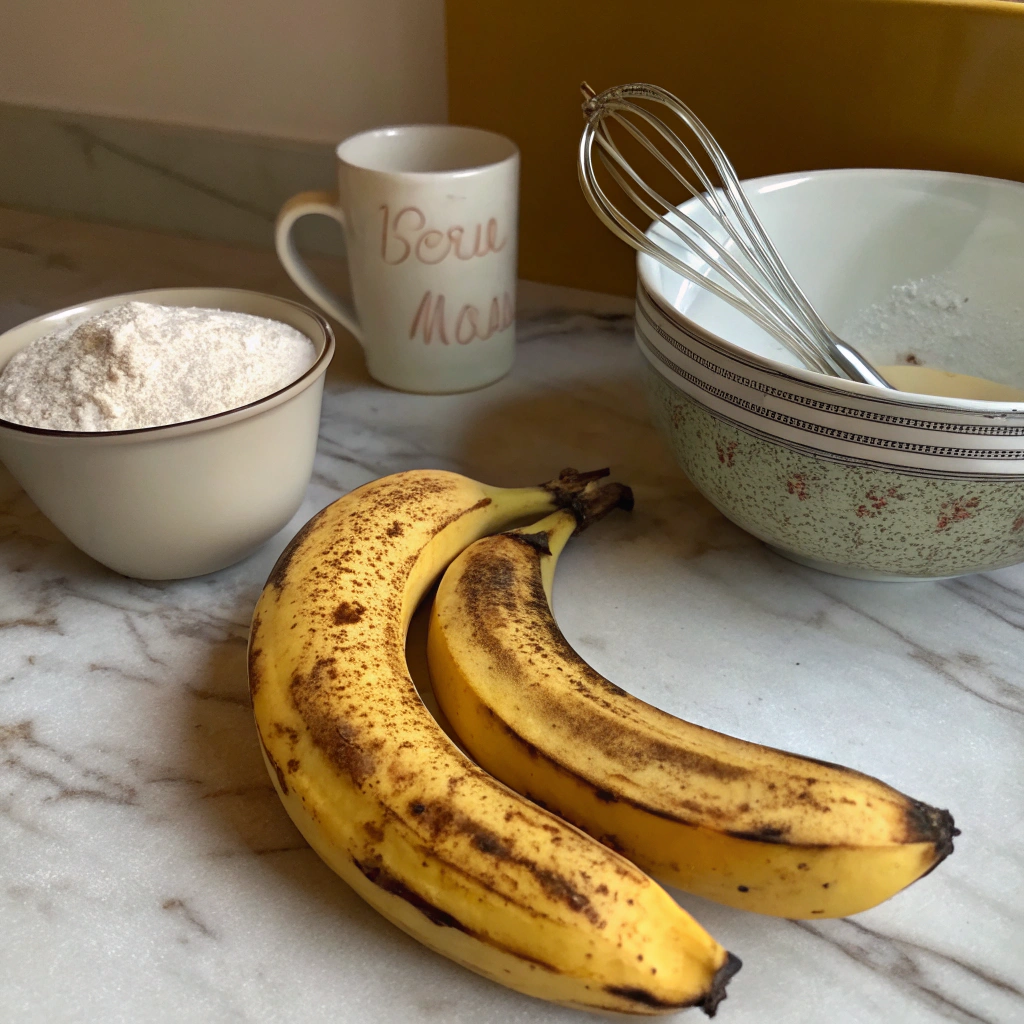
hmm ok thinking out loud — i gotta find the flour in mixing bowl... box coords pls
[0,301,317,431]
[841,272,1023,384]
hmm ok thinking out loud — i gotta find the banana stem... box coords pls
[480,467,620,525]
[511,476,633,601]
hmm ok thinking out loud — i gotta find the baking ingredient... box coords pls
[0,301,316,431]
[249,468,739,1017]
[842,273,1024,397]
[877,364,1024,402]
[427,507,958,920]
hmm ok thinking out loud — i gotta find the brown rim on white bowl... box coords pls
[0,287,335,440]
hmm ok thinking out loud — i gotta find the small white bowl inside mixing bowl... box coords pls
[0,287,334,580]
[637,168,1024,580]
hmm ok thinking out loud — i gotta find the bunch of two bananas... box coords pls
[248,468,955,1017]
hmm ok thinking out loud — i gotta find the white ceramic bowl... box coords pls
[0,287,334,579]
[637,168,1024,580]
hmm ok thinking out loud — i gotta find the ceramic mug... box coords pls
[275,124,519,394]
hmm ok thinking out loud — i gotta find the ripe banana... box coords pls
[427,504,958,920]
[249,468,740,1016]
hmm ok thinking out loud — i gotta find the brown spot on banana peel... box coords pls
[354,859,564,974]
[333,600,366,625]
[606,951,741,1018]
[510,531,552,557]
[413,798,456,838]
[600,834,627,854]
[407,802,604,926]
[422,844,603,924]
[266,504,332,590]
[725,825,792,844]
[272,722,299,745]
[247,620,262,699]
[429,496,492,537]
[290,658,379,786]
[495,712,743,827]
[725,803,958,873]
[259,734,289,796]
[354,858,471,933]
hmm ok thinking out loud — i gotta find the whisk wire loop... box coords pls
[595,148,827,366]
[578,82,892,388]
[581,117,833,371]
[582,139,831,372]
[608,99,831,351]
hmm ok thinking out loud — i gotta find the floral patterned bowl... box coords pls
[637,168,1024,580]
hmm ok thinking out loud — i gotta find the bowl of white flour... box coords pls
[0,287,334,579]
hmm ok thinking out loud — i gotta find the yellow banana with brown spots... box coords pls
[248,468,740,1016]
[427,504,958,920]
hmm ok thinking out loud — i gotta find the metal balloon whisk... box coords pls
[578,82,891,389]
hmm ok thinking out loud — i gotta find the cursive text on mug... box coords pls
[381,205,507,266]
[410,291,514,345]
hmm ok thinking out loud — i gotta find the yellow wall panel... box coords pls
[447,0,1024,295]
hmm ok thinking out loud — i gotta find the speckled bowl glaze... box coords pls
[637,168,1024,580]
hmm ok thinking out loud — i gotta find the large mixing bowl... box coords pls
[637,168,1024,580]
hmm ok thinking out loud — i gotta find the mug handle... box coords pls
[275,190,362,343]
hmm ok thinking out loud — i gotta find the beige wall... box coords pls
[0,0,447,142]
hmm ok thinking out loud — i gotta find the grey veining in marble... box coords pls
[0,103,341,256]
[0,209,1022,1024]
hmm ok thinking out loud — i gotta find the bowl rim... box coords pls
[637,166,1024,415]
[0,287,335,439]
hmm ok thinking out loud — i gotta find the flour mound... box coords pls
[0,302,318,431]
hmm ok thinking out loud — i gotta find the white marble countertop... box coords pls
[1,208,1022,1024]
